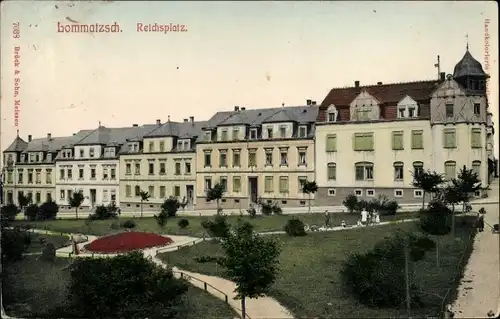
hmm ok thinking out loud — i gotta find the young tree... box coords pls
[412,170,445,209]
[301,180,318,213]
[419,198,452,267]
[161,197,180,217]
[139,190,151,218]
[154,211,168,232]
[442,184,462,237]
[206,182,225,215]
[18,192,31,213]
[454,165,481,213]
[217,222,281,319]
[69,191,85,220]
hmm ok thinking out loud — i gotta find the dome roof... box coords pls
[453,50,487,78]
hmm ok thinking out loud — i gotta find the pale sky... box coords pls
[1,1,498,161]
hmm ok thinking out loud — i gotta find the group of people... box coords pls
[358,209,380,226]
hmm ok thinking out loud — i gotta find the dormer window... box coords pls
[298,126,307,138]
[80,149,84,157]
[267,128,273,139]
[249,128,258,140]
[279,126,286,138]
[21,154,25,162]
[398,108,406,118]
[35,154,40,162]
[408,107,416,118]
[89,148,95,157]
[397,96,419,119]
[47,153,52,162]
[177,140,183,150]
[232,128,239,140]
[356,107,371,121]
[221,129,228,141]
[204,131,211,142]
[327,105,338,122]
[183,140,190,150]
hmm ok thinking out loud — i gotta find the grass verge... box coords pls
[158,216,477,318]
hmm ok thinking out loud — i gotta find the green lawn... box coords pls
[2,255,238,319]
[25,233,70,253]
[158,217,477,318]
[13,211,418,237]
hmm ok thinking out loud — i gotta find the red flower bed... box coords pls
[84,231,174,254]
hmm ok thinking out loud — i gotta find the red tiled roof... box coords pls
[320,80,440,107]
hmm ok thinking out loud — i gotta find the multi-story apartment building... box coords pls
[119,117,205,211]
[314,48,493,205]
[2,131,92,206]
[195,103,319,210]
[55,123,159,209]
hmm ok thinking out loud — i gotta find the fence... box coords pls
[155,237,207,254]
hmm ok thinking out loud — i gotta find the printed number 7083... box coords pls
[13,22,20,39]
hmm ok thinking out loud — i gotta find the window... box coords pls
[413,161,424,178]
[47,153,52,162]
[18,169,23,184]
[280,149,288,166]
[414,190,423,198]
[35,192,41,203]
[68,190,73,201]
[148,185,154,198]
[204,152,212,167]
[204,131,212,141]
[326,134,337,152]
[175,162,181,175]
[327,105,338,122]
[472,160,481,179]
[46,169,52,184]
[60,190,65,199]
[233,176,241,192]
[394,162,404,181]
[221,130,228,141]
[103,190,109,202]
[353,133,374,151]
[126,185,132,197]
[159,162,166,174]
[356,107,371,121]
[66,168,72,180]
[149,142,154,152]
[471,128,482,148]
[298,126,307,138]
[160,186,166,198]
[249,129,258,140]
[79,168,84,179]
[444,161,457,179]
[366,189,375,197]
[90,168,96,179]
[220,177,227,192]
[103,168,109,179]
[46,192,52,202]
[327,163,336,180]
[6,171,13,184]
[327,189,336,196]
[445,103,454,119]
[397,107,406,118]
[265,149,273,166]
[443,129,457,148]
[35,153,40,162]
[34,170,41,184]
[149,162,155,175]
[219,151,228,167]
[392,131,404,150]
[265,176,274,193]
[355,162,374,180]
[59,169,64,180]
[232,128,239,140]
[298,149,307,165]
[248,150,257,167]
[411,130,424,149]
[135,163,141,175]
[159,141,165,152]
[185,162,191,174]
[279,126,286,138]
[298,176,307,190]
[232,151,241,167]
[177,140,183,151]
[204,177,212,191]
[473,103,480,115]
[408,107,416,118]
[135,185,141,196]
[174,186,181,197]
[126,163,131,175]
[89,148,95,157]
[267,128,273,139]
[279,176,289,193]
[354,189,363,196]
[394,189,403,198]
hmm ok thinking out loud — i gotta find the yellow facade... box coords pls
[3,163,56,205]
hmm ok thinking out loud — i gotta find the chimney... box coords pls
[47,133,52,139]
[306,99,312,105]
[440,72,446,81]
[377,82,383,85]
[234,106,240,111]
[190,116,194,124]
[156,119,161,125]
[183,118,188,123]
[132,124,138,127]
[241,107,246,111]
[28,135,32,142]
[354,81,360,88]
[311,101,317,105]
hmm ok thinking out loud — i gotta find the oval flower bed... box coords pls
[84,231,174,254]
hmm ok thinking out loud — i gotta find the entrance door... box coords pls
[186,185,194,205]
[90,189,96,207]
[248,177,258,203]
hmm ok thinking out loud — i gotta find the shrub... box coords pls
[247,206,257,218]
[272,202,283,215]
[2,228,31,263]
[41,242,56,262]
[89,205,117,220]
[376,195,400,216]
[201,215,231,238]
[39,200,59,220]
[161,197,180,217]
[342,193,359,213]
[284,218,307,237]
[177,218,189,229]
[1,204,20,224]
[122,219,136,230]
[154,211,168,229]
[25,204,39,221]
[259,199,282,215]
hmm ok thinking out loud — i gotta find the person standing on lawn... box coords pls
[361,209,368,226]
